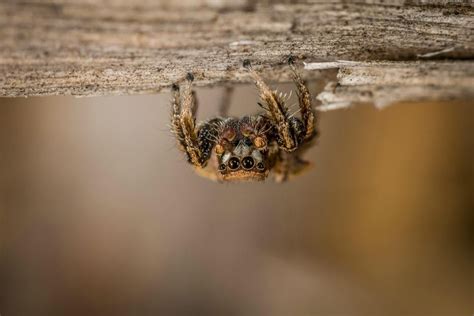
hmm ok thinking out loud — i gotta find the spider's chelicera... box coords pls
[171,57,318,183]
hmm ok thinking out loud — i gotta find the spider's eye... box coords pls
[254,136,266,149]
[242,156,255,169]
[256,162,265,170]
[215,144,225,155]
[228,157,240,170]
[242,127,252,137]
[218,163,226,171]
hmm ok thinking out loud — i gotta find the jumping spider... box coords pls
[171,57,318,182]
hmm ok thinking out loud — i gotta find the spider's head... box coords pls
[214,117,272,182]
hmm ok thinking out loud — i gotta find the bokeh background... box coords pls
[0,84,473,315]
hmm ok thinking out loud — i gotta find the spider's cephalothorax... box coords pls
[170,57,318,183]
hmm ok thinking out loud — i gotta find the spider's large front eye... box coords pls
[228,157,240,170]
[254,136,266,149]
[242,156,255,170]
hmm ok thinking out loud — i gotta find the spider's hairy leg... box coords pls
[273,151,312,183]
[171,83,186,152]
[243,59,297,151]
[170,73,206,167]
[288,56,318,141]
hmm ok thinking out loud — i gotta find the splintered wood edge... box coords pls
[312,61,474,110]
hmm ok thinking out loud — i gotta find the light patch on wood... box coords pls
[417,47,456,58]
[304,61,362,70]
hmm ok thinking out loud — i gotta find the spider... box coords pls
[170,57,318,182]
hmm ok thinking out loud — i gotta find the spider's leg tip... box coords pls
[288,55,296,65]
[243,59,252,69]
[186,72,195,82]
[171,83,180,91]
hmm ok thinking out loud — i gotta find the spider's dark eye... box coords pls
[242,156,254,169]
[218,163,226,171]
[228,157,240,170]
[256,162,265,170]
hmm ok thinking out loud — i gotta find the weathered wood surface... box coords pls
[313,60,474,110]
[0,0,473,108]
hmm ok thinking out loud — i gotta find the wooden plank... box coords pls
[0,0,473,109]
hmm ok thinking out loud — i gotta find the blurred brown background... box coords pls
[0,85,473,315]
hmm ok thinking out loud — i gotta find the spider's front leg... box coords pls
[243,59,297,151]
[243,59,316,152]
[171,73,218,168]
[288,56,318,142]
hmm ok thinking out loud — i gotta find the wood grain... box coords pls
[0,0,472,108]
